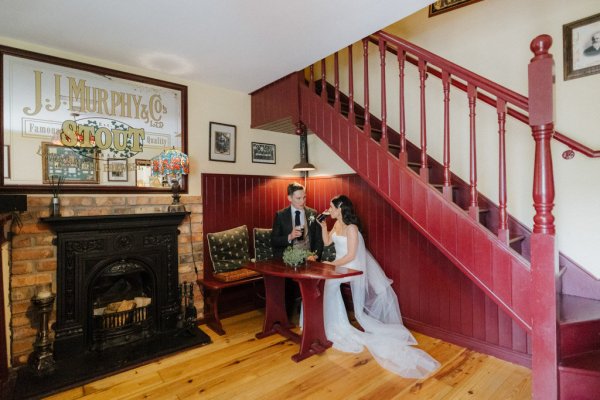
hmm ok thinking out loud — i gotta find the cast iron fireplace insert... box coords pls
[11,212,211,399]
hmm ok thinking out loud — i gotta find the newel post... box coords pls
[528,34,559,400]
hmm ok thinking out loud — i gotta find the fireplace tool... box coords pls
[176,281,198,336]
[28,286,56,376]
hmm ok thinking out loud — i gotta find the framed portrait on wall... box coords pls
[251,142,276,164]
[209,122,236,162]
[564,13,600,80]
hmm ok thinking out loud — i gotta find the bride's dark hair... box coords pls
[331,194,362,231]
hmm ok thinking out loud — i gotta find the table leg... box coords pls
[292,278,332,362]
[256,275,293,339]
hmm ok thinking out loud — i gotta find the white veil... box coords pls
[324,231,440,378]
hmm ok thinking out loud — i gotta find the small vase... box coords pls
[50,197,60,217]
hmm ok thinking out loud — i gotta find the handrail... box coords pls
[371,31,599,158]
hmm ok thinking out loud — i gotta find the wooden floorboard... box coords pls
[44,310,531,399]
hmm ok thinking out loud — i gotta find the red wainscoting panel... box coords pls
[201,173,532,366]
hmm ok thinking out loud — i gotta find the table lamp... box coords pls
[152,148,189,212]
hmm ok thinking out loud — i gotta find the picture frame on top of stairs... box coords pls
[563,12,600,81]
[428,0,483,17]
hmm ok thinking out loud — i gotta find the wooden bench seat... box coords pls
[197,268,263,335]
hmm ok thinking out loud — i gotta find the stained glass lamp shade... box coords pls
[151,148,189,212]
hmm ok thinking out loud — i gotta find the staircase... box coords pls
[251,31,600,399]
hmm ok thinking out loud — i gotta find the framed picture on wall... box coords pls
[428,0,483,17]
[3,145,9,179]
[251,142,276,164]
[107,158,128,182]
[209,122,236,162]
[564,13,600,80]
[42,143,99,184]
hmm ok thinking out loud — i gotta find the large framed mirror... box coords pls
[1,45,187,193]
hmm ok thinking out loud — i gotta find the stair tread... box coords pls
[508,235,525,244]
[432,183,459,190]
[560,294,600,324]
[560,350,600,372]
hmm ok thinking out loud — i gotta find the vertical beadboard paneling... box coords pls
[201,172,531,364]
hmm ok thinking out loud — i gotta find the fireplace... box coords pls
[12,212,211,399]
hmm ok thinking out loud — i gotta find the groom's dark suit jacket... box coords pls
[271,206,324,260]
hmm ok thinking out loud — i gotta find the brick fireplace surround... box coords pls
[7,194,203,367]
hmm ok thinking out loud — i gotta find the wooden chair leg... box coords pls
[206,288,225,335]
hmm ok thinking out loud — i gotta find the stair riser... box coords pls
[560,368,600,400]
[561,320,600,358]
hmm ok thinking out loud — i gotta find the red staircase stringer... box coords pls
[300,84,532,333]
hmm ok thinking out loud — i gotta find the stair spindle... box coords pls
[321,59,327,102]
[442,70,452,201]
[309,65,315,93]
[362,38,371,136]
[418,59,429,182]
[468,83,479,219]
[348,45,355,125]
[497,99,509,243]
[334,52,340,113]
[379,39,388,150]
[398,49,407,165]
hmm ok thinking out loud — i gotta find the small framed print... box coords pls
[3,145,9,179]
[251,142,276,164]
[428,0,482,17]
[564,13,600,80]
[107,158,128,182]
[209,122,236,163]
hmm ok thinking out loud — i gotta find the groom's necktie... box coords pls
[294,210,301,227]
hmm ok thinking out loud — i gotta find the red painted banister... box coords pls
[397,49,407,165]
[371,32,599,159]
[467,83,479,219]
[442,71,452,201]
[362,38,371,136]
[375,31,528,110]
[321,59,327,102]
[379,39,388,148]
[497,99,509,244]
[347,45,355,125]
[418,58,428,182]
[334,52,341,113]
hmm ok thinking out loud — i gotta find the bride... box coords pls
[317,194,440,378]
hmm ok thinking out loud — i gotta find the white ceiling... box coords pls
[0,0,432,93]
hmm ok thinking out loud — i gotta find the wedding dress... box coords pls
[323,230,440,378]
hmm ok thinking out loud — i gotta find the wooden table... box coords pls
[246,260,362,362]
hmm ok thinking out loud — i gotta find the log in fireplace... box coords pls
[12,212,210,399]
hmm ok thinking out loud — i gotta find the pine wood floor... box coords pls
[45,310,531,399]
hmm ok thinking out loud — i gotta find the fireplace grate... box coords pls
[92,305,153,351]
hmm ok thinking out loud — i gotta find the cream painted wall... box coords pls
[333,0,599,277]
[0,37,352,197]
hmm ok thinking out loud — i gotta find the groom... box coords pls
[271,182,324,260]
[271,182,324,319]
